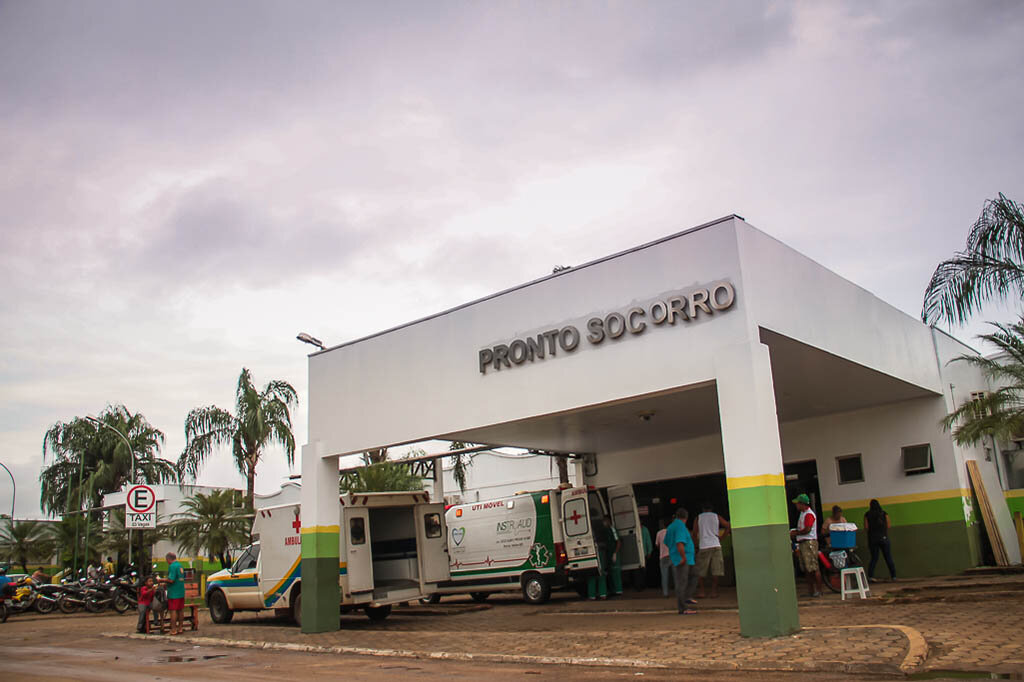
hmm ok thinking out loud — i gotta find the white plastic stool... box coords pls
[840,567,870,600]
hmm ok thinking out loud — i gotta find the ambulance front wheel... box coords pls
[419,594,440,604]
[208,590,234,624]
[521,574,551,604]
[364,604,392,622]
[470,592,490,603]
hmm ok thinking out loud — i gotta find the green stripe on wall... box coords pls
[835,496,967,527]
[727,484,789,528]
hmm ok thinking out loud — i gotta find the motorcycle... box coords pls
[8,578,40,614]
[111,572,139,610]
[33,580,61,614]
[84,578,131,613]
[56,579,89,614]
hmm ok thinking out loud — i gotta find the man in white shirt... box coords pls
[695,502,730,599]
[790,494,823,597]
[654,519,672,597]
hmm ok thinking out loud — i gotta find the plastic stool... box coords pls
[840,567,870,600]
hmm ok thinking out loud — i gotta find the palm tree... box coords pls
[100,508,167,571]
[0,519,54,573]
[448,441,474,492]
[923,193,1024,326]
[167,490,250,569]
[45,514,99,570]
[40,405,176,516]
[178,368,298,509]
[340,460,425,493]
[942,318,1024,445]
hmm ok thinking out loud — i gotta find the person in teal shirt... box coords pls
[159,552,187,635]
[664,507,697,614]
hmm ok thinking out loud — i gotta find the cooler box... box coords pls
[830,522,857,549]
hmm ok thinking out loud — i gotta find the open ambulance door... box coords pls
[415,502,450,586]
[343,507,373,596]
[560,487,598,568]
[607,484,645,570]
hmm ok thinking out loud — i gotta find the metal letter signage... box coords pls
[125,484,157,529]
[478,280,736,375]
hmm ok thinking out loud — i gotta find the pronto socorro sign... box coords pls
[478,280,736,374]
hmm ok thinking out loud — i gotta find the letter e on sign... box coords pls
[126,484,157,529]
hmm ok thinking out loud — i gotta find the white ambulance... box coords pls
[205,491,449,626]
[423,484,644,604]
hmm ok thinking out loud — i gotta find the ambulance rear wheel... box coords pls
[419,594,440,604]
[364,604,391,622]
[521,574,550,604]
[291,592,302,627]
[469,592,490,603]
[208,590,234,624]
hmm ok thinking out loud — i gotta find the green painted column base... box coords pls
[732,523,800,638]
[301,556,340,633]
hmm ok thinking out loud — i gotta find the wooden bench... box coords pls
[144,604,199,634]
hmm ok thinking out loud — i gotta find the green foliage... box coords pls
[167,490,250,568]
[340,461,425,493]
[0,519,54,573]
[448,441,475,493]
[943,317,1024,445]
[178,368,298,508]
[40,405,176,516]
[923,193,1024,325]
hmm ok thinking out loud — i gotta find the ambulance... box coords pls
[423,484,644,604]
[205,491,449,626]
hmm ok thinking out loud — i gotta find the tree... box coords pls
[448,441,474,493]
[0,519,54,573]
[41,405,176,516]
[45,514,100,570]
[167,490,250,569]
[99,508,167,572]
[923,193,1024,326]
[340,458,425,493]
[941,318,1024,445]
[178,368,298,509]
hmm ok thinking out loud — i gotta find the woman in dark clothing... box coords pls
[864,499,896,580]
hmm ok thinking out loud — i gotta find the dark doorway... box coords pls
[783,459,822,531]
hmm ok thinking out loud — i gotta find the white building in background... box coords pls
[440,450,577,505]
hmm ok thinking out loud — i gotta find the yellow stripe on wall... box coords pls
[726,473,785,490]
[300,525,340,534]
[825,488,971,509]
[1005,489,1024,499]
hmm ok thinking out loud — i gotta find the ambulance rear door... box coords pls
[415,502,450,586]
[559,486,598,567]
[343,506,373,596]
[607,484,645,570]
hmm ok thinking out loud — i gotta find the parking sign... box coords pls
[126,484,157,529]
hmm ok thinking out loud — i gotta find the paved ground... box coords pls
[2,571,1022,679]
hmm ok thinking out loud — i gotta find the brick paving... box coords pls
[10,572,1024,675]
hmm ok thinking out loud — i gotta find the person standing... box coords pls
[602,516,623,596]
[159,552,186,635]
[790,494,823,597]
[103,556,115,576]
[655,519,672,597]
[864,499,896,581]
[665,507,697,615]
[136,576,156,633]
[695,502,730,599]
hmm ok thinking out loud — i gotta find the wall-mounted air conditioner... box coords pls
[902,444,933,474]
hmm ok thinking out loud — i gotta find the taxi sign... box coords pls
[126,484,157,529]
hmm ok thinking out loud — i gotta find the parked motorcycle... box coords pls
[84,578,131,613]
[56,579,89,614]
[33,581,61,614]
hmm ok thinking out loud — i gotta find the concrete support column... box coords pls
[715,341,799,637]
[433,458,445,504]
[300,441,341,633]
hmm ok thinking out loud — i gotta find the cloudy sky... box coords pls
[1,1,1022,518]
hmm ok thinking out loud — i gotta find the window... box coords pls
[836,454,864,485]
[424,513,442,539]
[232,544,260,572]
[350,517,366,545]
[563,498,589,537]
[902,444,934,475]
[610,495,635,529]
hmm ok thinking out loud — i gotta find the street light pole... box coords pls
[86,416,136,569]
[0,461,14,520]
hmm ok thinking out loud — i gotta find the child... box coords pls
[136,576,155,633]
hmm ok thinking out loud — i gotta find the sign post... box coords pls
[126,484,157,530]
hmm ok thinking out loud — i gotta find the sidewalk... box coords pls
[107,572,1024,676]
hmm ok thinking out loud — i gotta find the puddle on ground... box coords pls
[907,672,1022,680]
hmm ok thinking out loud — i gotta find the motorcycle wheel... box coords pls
[10,598,33,613]
[113,591,131,614]
[0,602,8,623]
[35,597,57,614]
[58,595,79,614]
[84,597,106,613]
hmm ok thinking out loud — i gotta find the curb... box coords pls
[102,626,918,675]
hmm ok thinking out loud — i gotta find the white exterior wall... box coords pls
[308,219,753,457]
